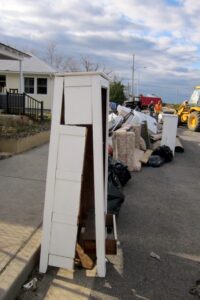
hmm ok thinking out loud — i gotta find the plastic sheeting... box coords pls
[117,105,158,134]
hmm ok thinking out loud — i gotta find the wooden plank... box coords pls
[140,149,153,164]
[92,75,106,277]
[64,82,92,124]
[50,222,78,258]
[79,126,95,225]
[175,137,184,153]
[76,243,94,269]
[83,239,117,255]
[39,77,64,273]
[49,126,87,261]
[106,214,114,228]
[49,255,74,270]
[161,114,178,154]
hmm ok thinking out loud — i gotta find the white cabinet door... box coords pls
[64,76,92,124]
[49,125,87,264]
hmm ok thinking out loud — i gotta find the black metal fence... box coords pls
[0,92,43,121]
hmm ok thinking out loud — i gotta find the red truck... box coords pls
[125,94,162,110]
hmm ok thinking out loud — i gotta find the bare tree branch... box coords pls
[45,41,57,66]
[63,57,81,72]
[81,56,100,72]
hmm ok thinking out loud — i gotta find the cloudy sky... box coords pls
[1,0,200,102]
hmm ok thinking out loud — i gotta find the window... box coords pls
[24,77,34,94]
[37,78,47,94]
[0,75,6,88]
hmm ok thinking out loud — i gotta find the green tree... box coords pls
[110,81,126,104]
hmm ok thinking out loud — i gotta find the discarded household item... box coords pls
[117,105,158,134]
[120,124,141,148]
[161,114,178,155]
[148,155,165,167]
[141,121,151,149]
[139,136,147,151]
[133,148,144,171]
[152,145,173,163]
[109,113,124,134]
[107,165,125,216]
[108,112,117,124]
[131,125,141,148]
[152,140,161,150]
[112,130,136,171]
[108,144,113,156]
[40,73,114,278]
[109,102,118,113]
[76,243,94,270]
[175,137,184,153]
[108,156,131,186]
[140,149,153,164]
[150,133,162,142]
[134,110,158,134]
[148,145,173,167]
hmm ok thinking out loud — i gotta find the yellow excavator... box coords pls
[177,86,200,131]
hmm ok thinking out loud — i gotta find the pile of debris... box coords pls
[107,104,184,216]
[108,104,183,171]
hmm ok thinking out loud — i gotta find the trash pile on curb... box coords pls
[107,104,184,215]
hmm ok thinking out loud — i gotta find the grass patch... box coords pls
[0,120,51,138]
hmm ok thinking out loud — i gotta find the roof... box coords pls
[56,71,110,81]
[0,43,31,60]
[0,53,57,74]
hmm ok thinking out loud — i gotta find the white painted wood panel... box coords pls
[161,114,178,155]
[40,73,109,277]
[39,77,64,273]
[49,255,74,270]
[53,179,81,216]
[57,126,87,172]
[50,222,78,257]
[92,76,106,277]
[52,212,77,226]
[49,125,87,261]
[64,86,92,124]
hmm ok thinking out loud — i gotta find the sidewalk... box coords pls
[0,144,49,299]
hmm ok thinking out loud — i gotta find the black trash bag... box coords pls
[113,161,131,186]
[107,170,125,215]
[152,145,173,162]
[148,155,165,167]
[108,156,131,186]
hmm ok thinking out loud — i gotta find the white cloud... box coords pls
[0,0,200,102]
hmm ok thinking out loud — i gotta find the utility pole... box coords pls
[132,54,135,100]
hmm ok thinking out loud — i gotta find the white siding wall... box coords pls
[0,73,54,110]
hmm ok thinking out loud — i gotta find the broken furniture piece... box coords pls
[161,114,178,155]
[40,72,116,278]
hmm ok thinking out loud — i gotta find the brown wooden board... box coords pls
[140,149,153,164]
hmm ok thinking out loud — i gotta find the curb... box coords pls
[0,228,41,300]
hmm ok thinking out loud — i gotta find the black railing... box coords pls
[5,92,43,121]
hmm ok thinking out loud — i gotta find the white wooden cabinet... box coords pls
[161,114,178,154]
[40,72,109,277]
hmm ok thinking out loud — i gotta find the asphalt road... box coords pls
[18,128,200,300]
[90,128,200,300]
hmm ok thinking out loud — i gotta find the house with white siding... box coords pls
[0,51,57,110]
